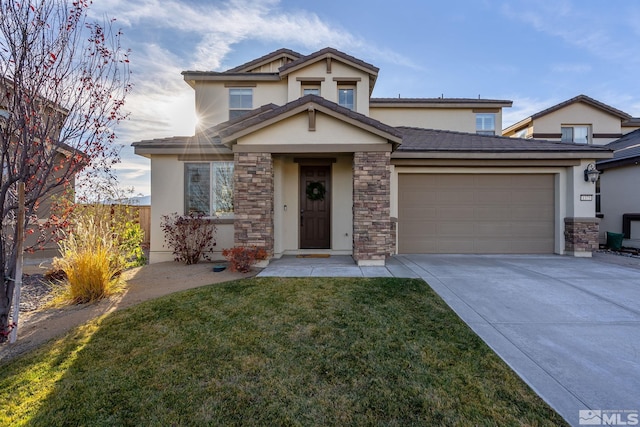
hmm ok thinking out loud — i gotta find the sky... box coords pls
[88,0,640,196]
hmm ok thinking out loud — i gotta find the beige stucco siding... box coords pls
[237,113,388,146]
[148,155,234,263]
[599,165,640,239]
[534,103,623,145]
[195,80,288,130]
[286,61,370,115]
[370,107,502,133]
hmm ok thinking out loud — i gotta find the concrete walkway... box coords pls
[259,253,640,427]
[257,255,419,278]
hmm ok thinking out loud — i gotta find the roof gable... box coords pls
[505,94,632,134]
[225,48,302,73]
[217,94,400,145]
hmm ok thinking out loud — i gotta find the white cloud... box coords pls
[550,63,591,74]
[501,1,635,63]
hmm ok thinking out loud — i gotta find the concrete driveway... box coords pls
[395,254,640,427]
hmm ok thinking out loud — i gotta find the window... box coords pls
[185,162,234,216]
[595,179,601,214]
[303,86,320,96]
[229,88,252,120]
[476,113,495,135]
[338,87,355,110]
[561,126,589,144]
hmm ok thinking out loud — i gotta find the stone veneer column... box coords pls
[564,217,599,257]
[352,151,394,265]
[234,152,274,256]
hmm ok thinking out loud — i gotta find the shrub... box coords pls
[53,218,125,304]
[222,246,268,273]
[161,212,217,265]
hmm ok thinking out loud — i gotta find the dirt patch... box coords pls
[1,261,255,363]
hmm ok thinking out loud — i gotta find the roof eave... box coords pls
[392,151,613,160]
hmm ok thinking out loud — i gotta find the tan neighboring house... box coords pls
[503,95,640,244]
[133,48,611,265]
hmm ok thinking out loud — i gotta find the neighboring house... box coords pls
[133,48,611,265]
[0,80,80,259]
[503,95,640,244]
[597,129,640,246]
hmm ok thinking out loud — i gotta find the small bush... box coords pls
[161,212,217,265]
[222,246,268,273]
[53,218,125,304]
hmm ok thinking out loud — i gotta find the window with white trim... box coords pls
[561,126,589,144]
[302,84,320,96]
[229,88,252,120]
[338,86,355,110]
[476,113,495,135]
[185,162,234,216]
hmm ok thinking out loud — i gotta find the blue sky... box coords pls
[90,0,640,196]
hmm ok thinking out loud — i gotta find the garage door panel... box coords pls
[398,174,554,254]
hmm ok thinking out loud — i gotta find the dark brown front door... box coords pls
[300,165,331,249]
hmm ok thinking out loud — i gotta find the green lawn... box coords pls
[0,277,568,426]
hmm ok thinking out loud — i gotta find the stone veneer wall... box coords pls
[352,151,394,263]
[564,217,599,256]
[234,152,274,256]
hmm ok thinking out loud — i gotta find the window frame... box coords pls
[184,161,234,217]
[561,125,590,144]
[228,88,253,120]
[337,85,356,110]
[302,84,321,97]
[476,113,496,135]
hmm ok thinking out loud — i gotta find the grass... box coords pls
[0,277,568,426]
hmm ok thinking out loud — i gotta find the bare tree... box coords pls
[0,0,130,341]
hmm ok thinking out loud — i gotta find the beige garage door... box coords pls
[398,174,555,254]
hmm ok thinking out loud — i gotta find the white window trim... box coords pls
[229,88,253,120]
[184,161,234,217]
[337,85,356,110]
[561,125,590,144]
[476,113,496,135]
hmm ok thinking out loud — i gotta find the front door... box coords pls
[300,165,331,249]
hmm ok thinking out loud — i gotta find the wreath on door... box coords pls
[306,181,326,201]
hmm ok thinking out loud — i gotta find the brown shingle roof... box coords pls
[225,48,303,73]
[371,98,512,107]
[395,127,612,153]
[278,47,379,75]
[529,95,631,120]
[598,128,640,169]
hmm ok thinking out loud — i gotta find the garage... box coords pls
[398,173,555,254]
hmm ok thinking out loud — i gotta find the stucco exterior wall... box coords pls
[599,164,640,239]
[195,80,288,130]
[148,155,234,263]
[237,113,388,146]
[370,107,503,133]
[533,104,623,145]
[286,61,371,116]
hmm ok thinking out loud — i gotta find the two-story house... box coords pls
[503,95,640,246]
[133,48,611,265]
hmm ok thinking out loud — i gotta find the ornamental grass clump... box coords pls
[52,218,125,304]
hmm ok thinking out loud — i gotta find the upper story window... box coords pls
[338,86,355,110]
[229,88,252,120]
[302,85,320,96]
[561,126,589,144]
[476,113,495,135]
[185,161,234,216]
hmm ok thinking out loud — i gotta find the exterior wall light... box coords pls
[584,163,600,183]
